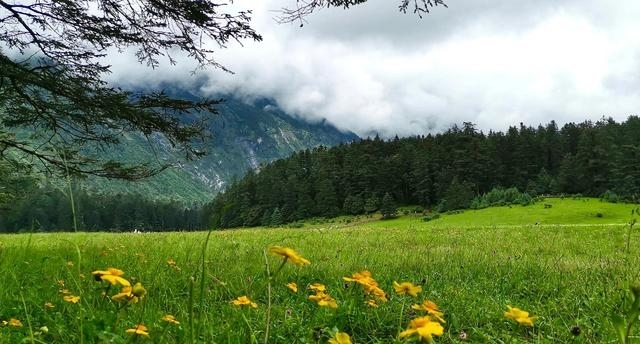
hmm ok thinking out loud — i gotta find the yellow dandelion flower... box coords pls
[504,305,537,327]
[309,283,326,292]
[66,261,74,267]
[399,316,444,343]
[92,267,130,287]
[112,286,134,302]
[57,279,65,287]
[286,282,298,293]
[329,331,352,344]
[343,270,374,284]
[308,292,338,309]
[63,295,80,303]
[344,270,388,302]
[111,284,144,304]
[268,246,311,266]
[393,281,422,297]
[44,302,55,310]
[411,300,446,324]
[125,324,149,337]
[162,314,180,325]
[59,288,71,295]
[5,318,23,327]
[231,296,258,308]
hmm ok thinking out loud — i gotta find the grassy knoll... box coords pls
[0,199,639,343]
[413,197,637,227]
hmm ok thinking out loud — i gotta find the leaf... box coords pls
[611,313,627,344]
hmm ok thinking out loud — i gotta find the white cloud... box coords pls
[108,1,640,137]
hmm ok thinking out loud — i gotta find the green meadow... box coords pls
[1,198,639,343]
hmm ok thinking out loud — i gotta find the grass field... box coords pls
[0,198,639,343]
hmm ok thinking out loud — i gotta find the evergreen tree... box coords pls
[380,193,397,219]
[343,194,365,215]
[440,177,476,211]
[364,194,381,214]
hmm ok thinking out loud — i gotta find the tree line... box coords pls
[204,117,640,228]
[0,184,205,233]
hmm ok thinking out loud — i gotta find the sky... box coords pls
[109,1,640,138]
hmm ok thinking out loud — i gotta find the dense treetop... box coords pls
[205,117,640,228]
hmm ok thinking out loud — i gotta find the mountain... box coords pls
[85,94,358,203]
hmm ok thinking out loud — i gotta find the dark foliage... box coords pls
[206,117,640,228]
[0,185,204,232]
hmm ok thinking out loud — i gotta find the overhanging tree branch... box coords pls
[0,0,262,179]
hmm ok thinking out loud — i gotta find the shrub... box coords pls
[422,213,441,222]
[601,190,621,203]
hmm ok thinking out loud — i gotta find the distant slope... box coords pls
[413,197,637,227]
[85,95,358,203]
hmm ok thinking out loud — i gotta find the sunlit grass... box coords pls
[0,200,639,343]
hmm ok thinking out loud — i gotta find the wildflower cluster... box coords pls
[232,295,258,308]
[400,300,446,343]
[308,283,338,309]
[343,270,388,306]
[10,240,551,343]
[92,267,146,305]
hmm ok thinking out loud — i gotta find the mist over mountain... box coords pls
[85,89,358,203]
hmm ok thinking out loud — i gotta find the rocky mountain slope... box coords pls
[87,95,358,203]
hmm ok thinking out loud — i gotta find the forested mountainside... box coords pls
[0,96,357,232]
[86,96,359,203]
[205,117,640,228]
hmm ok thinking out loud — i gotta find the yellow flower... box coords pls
[393,281,422,297]
[504,305,537,327]
[343,270,375,284]
[232,296,258,308]
[4,318,23,327]
[286,282,298,293]
[343,270,388,302]
[308,291,338,309]
[112,286,134,302]
[167,258,181,270]
[66,261,74,267]
[44,302,55,310]
[365,299,378,308]
[162,314,180,325]
[411,300,446,324]
[63,295,80,303]
[309,283,326,292]
[92,267,130,287]
[399,316,444,343]
[268,246,311,266]
[125,324,149,337]
[111,283,145,304]
[329,331,352,344]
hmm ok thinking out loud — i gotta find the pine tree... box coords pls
[380,193,397,219]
